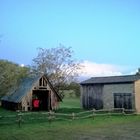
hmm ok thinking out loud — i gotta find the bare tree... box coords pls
[32,44,82,96]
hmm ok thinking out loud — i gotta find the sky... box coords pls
[0,0,140,78]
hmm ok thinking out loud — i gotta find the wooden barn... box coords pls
[80,74,140,113]
[1,75,62,111]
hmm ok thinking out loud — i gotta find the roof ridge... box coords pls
[81,74,140,85]
[90,74,137,79]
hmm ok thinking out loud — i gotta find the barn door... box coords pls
[32,90,50,111]
[114,94,123,108]
[114,93,132,109]
[88,85,103,110]
[123,93,132,109]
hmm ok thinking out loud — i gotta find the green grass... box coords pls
[57,97,84,113]
[1,98,140,140]
[60,97,81,108]
[0,115,140,140]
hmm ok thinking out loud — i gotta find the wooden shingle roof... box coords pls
[80,74,140,85]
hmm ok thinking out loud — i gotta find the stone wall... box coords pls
[103,83,135,109]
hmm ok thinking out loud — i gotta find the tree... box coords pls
[32,44,82,96]
[68,82,81,97]
[136,68,140,75]
[0,59,30,98]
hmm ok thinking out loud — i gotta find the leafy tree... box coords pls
[59,82,81,98]
[32,44,82,96]
[0,59,29,98]
[68,82,81,97]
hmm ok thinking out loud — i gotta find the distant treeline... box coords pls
[0,59,29,98]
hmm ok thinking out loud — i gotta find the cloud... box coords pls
[130,69,139,75]
[79,60,127,78]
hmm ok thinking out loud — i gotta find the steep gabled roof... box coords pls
[1,75,62,103]
[80,74,140,85]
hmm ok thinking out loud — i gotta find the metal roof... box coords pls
[1,75,62,103]
[1,76,40,103]
[80,74,140,85]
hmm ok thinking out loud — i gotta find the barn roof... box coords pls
[1,75,62,103]
[80,74,140,85]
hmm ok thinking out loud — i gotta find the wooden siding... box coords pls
[21,91,32,111]
[81,84,103,110]
[43,76,59,110]
[1,101,21,110]
[134,80,140,113]
[21,76,60,111]
[21,80,39,111]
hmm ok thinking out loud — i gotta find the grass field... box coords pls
[0,97,140,140]
[60,97,81,108]
[57,97,84,113]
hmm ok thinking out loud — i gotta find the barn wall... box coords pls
[51,91,59,110]
[32,78,59,110]
[44,77,59,110]
[81,85,87,109]
[81,84,103,109]
[81,83,135,110]
[134,80,140,113]
[1,101,21,111]
[103,83,135,109]
[80,86,84,108]
[21,90,32,111]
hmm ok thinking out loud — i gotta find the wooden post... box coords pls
[92,109,95,119]
[48,91,51,111]
[108,109,111,117]
[48,111,52,125]
[17,113,22,128]
[72,112,75,120]
[122,108,125,115]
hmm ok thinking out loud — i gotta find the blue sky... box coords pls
[0,0,140,77]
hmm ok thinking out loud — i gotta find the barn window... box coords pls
[39,77,47,86]
[114,93,132,109]
[39,78,42,86]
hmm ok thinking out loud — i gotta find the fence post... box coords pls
[72,112,75,120]
[48,111,52,125]
[122,108,125,115]
[108,109,111,117]
[92,109,95,119]
[17,113,22,128]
